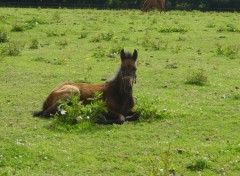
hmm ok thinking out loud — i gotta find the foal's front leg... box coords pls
[96,108,125,125]
[125,111,139,121]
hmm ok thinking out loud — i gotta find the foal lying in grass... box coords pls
[34,49,139,124]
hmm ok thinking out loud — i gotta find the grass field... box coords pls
[0,8,240,175]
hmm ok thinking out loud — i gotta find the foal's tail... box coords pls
[33,101,47,117]
[33,110,43,117]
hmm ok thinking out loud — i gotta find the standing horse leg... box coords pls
[157,4,162,13]
[159,2,165,12]
[146,5,152,12]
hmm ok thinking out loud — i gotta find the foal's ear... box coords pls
[120,49,125,60]
[132,49,138,61]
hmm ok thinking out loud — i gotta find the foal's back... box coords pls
[46,81,107,104]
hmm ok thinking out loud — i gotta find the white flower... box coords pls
[76,116,83,122]
[60,110,67,115]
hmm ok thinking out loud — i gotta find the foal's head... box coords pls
[119,49,138,94]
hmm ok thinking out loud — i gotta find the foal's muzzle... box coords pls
[125,85,133,94]
[122,76,135,94]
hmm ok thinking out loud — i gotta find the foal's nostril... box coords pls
[125,86,132,93]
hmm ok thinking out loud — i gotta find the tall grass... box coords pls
[0,31,9,43]
[159,26,188,33]
[134,95,170,122]
[1,40,25,56]
[185,69,208,86]
[11,23,25,32]
[149,146,174,176]
[216,44,239,59]
[29,39,39,49]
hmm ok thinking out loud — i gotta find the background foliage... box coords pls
[0,0,239,11]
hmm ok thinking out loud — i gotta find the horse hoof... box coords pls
[125,113,139,121]
[115,115,125,124]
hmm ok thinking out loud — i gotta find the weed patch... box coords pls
[0,54,5,61]
[217,24,240,33]
[51,93,107,132]
[170,45,182,53]
[25,17,47,29]
[142,31,168,50]
[56,39,69,47]
[33,56,67,65]
[176,36,186,41]
[33,56,46,62]
[29,39,39,49]
[78,32,88,39]
[216,44,239,59]
[90,33,103,42]
[0,31,9,43]
[50,57,67,65]
[149,146,175,176]
[1,40,25,56]
[46,30,59,37]
[159,26,188,33]
[107,45,123,58]
[185,69,208,86]
[232,93,240,100]
[90,32,114,42]
[187,157,211,171]
[92,47,107,58]
[52,11,61,23]
[230,90,240,100]
[102,31,114,41]
[11,23,25,32]
[206,23,216,28]
[134,95,170,122]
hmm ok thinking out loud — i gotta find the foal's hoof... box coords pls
[125,113,139,121]
[113,115,125,125]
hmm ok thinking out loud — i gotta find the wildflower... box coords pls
[76,116,83,122]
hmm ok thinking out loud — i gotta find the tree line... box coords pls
[0,0,239,11]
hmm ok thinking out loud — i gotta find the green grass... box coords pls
[0,8,240,175]
[0,30,9,43]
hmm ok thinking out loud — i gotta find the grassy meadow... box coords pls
[0,7,240,175]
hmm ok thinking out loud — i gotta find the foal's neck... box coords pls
[107,71,130,97]
[108,72,121,89]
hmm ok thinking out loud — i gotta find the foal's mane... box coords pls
[106,66,122,85]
